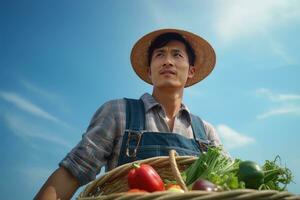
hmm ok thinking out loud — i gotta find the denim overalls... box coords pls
[117,98,212,166]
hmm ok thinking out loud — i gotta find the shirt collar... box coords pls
[140,93,160,112]
[140,93,192,122]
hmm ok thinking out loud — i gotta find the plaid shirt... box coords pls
[59,93,222,186]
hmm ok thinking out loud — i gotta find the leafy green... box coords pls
[259,156,293,191]
[181,147,293,191]
[182,146,244,190]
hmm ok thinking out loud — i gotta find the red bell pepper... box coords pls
[128,163,165,192]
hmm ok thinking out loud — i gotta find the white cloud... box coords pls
[21,80,59,101]
[20,79,71,114]
[216,124,255,149]
[267,39,296,65]
[254,88,300,119]
[214,0,300,43]
[255,88,300,102]
[0,91,69,127]
[257,106,300,119]
[4,113,72,148]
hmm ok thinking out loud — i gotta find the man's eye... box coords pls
[155,53,163,57]
[174,53,183,57]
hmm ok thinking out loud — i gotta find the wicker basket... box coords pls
[78,150,300,200]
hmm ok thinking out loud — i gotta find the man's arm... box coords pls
[34,167,80,200]
[34,100,122,199]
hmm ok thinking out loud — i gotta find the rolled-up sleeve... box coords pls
[203,121,221,146]
[203,120,231,158]
[59,101,116,186]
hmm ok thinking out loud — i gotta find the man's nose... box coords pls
[162,54,174,67]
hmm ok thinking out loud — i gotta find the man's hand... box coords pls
[34,167,80,200]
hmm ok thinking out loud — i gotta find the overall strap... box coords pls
[190,114,208,141]
[124,98,145,131]
[190,114,211,153]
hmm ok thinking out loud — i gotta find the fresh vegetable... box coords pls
[165,183,182,190]
[238,161,264,189]
[259,156,293,191]
[128,163,165,192]
[164,180,185,192]
[182,146,293,191]
[127,189,148,193]
[192,179,219,191]
[182,146,243,190]
[167,187,185,193]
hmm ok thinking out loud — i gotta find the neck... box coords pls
[152,87,184,119]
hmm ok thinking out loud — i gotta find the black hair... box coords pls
[147,32,196,66]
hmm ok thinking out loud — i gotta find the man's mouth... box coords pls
[160,69,176,75]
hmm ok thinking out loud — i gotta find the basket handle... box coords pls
[169,150,188,191]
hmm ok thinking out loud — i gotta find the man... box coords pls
[34,29,223,200]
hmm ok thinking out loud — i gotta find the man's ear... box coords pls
[188,66,196,79]
[147,67,152,79]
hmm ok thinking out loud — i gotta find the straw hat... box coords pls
[130,28,216,87]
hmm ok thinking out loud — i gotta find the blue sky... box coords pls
[0,0,300,199]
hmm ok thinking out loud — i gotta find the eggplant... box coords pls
[192,179,218,191]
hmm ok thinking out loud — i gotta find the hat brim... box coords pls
[130,28,216,87]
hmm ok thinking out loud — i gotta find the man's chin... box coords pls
[155,81,183,89]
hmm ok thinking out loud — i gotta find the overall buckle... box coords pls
[125,130,144,158]
[196,138,212,153]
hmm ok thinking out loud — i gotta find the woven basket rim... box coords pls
[78,153,300,200]
[79,154,197,198]
[79,189,300,200]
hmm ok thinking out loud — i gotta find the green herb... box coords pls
[182,146,244,190]
[182,147,293,191]
[259,156,293,191]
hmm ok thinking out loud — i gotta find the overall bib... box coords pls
[117,98,212,166]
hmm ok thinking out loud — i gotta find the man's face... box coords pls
[148,40,195,89]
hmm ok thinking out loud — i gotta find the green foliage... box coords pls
[259,156,293,191]
[182,147,293,191]
[182,146,244,190]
